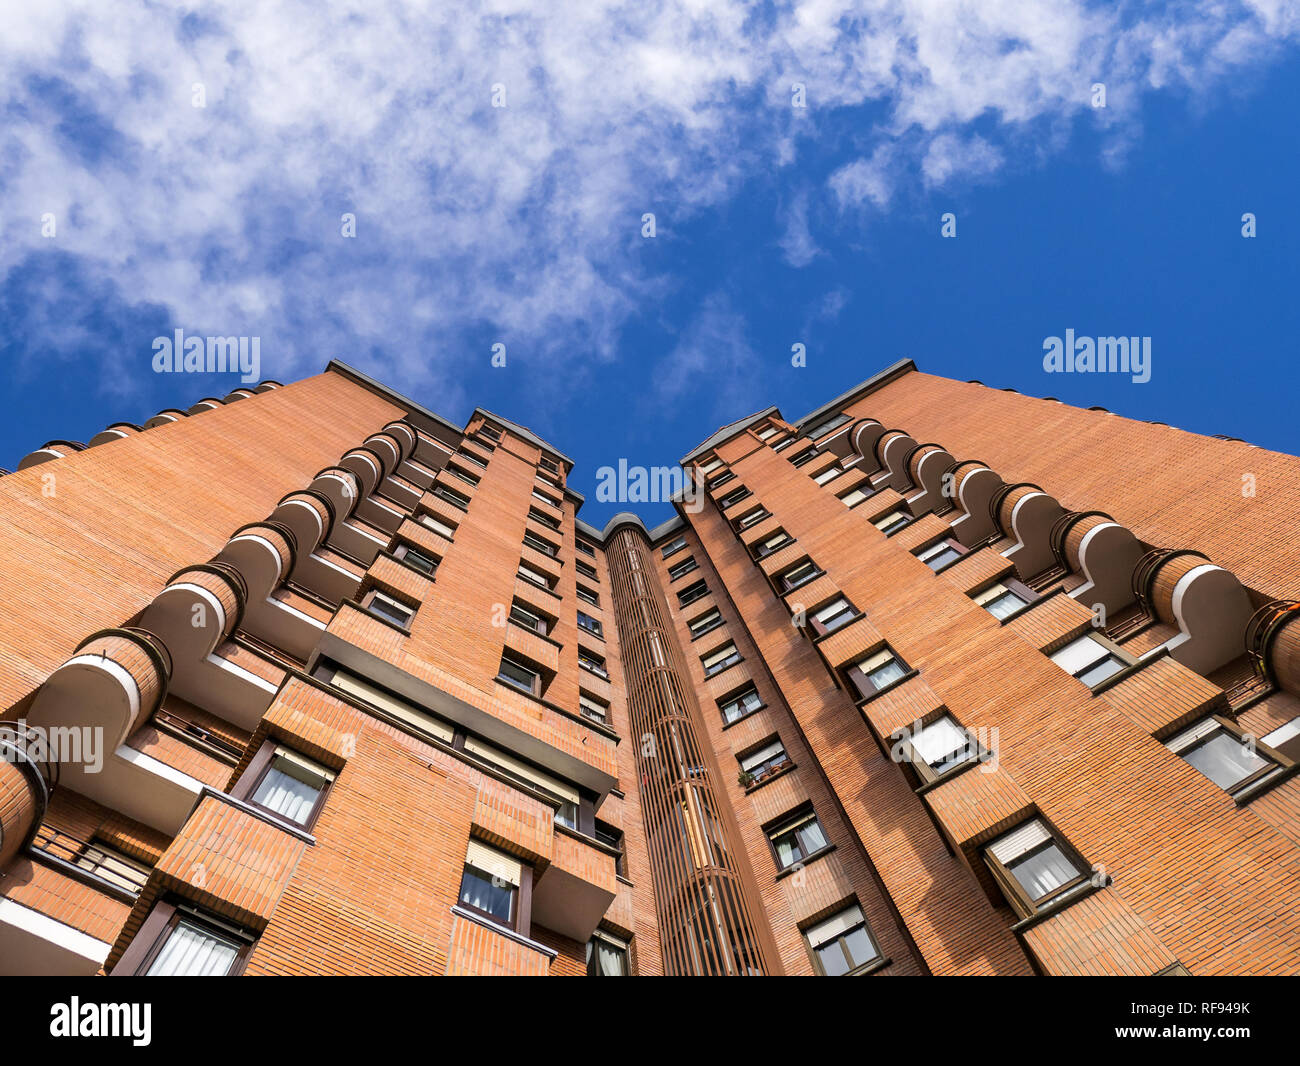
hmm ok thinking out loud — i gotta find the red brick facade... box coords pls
[1,359,1297,976]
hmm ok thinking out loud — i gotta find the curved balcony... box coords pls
[903,442,955,513]
[0,724,55,869]
[16,439,84,470]
[1054,512,1143,617]
[185,397,224,415]
[143,408,186,429]
[848,419,886,473]
[138,565,275,730]
[339,447,384,498]
[993,482,1064,580]
[946,461,1002,546]
[874,429,918,492]
[86,423,141,448]
[1147,551,1254,676]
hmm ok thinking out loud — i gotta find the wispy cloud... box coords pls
[0,0,1294,400]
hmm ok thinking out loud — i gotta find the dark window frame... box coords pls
[983,819,1092,920]
[845,645,913,701]
[361,588,416,630]
[112,898,256,977]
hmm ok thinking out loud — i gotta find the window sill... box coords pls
[1087,645,1169,696]
[1009,880,1101,933]
[812,617,861,644]
[744,762,796,794]
[507,616,563,648]
[1233,760,1300,806]
[703,656,745,681]
[853,669,920,706]
[721,704,768,730]
[450,905,558,960]
[914,753,987,795]
[846,955,892,977]
[775,843,836,880]
[690,622,726,642]
[993,585,1065,625]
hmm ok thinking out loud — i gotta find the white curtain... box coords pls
[252,764,320,825]
[147,920,239,976]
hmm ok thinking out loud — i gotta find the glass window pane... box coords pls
[816,940,851,976]
[1008,842,1080,902]
[842,926,878,968]
[146,919,241,976]
[986,590,1027,619]
[460,866,514,924]
[867,658,906,688]
[1184,732,1270,789]
[796,818,828,855]
[1077,655,1124,687]
[251,759,323,825]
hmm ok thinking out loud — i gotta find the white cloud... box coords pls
[0,0,1293,400]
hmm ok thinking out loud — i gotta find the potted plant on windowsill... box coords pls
[737,770,755,788]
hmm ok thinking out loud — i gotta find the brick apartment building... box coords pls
[1,357,1298,976]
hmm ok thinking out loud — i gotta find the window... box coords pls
[577,584,600,607]
[668,556,699,581]
[661,535,688,558]
[594,823,626,876]
[872,510,911,535]
[707,471,736,491]
[1049,635,1129,688]
[839,486,872,508]
[806,412,851,440]
[457,448,487,468]
[434,485,470,510]
[809,597,856,637]
[718,486,751,509]
[984,819,1089,918]
[523,530,558,557]
[576,540,596,557]
[768,809,830,870]
[479,423,503,443]
[528,506,560,531]
[677,580,709,608]
[323,667,455,743]
[735,507,770,530]
[497,655,541,695]
[117,903,255,976]
[539,456,560,473]
[419,513,457,540]
[739,738,790,786]
[772,438,793,453]
[145,915,248,976]
[459,840,522,930]
[779,559,820,592]
[510,601,550,635]
[720,685,762,724]
[74,841,150,895]
[577,611,604,638]
[531,489,560,509]
[973,581,1034,620]
[364,589,415,629]
[464,737,581,827]
[586,931,630,976]
[447,464,479,487]
[517,562,554,591]
[688,608,723,639]
[900,715,980,783]
[756,425,778,441]
[245,745,335,828]
[394,543,439,576]
[790,448,818,468]
[575,560,598,580]
[813,465,844,486]
[701,642,741,678]
[847,646,910,700]
[916,538,966,571]
[804,904,880,976]
[753,531,792,559]
[1165,717,1284,795]
[699,457,724,475]
[579,648,609,680]
[579,693,609,725]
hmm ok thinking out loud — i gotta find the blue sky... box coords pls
[1,2,1297,531]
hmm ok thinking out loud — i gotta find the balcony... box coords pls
[530,827,619,941]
